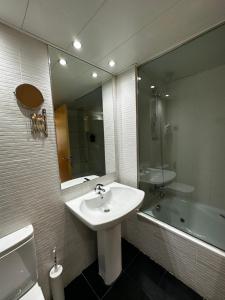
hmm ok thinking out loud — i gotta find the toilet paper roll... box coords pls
[49,265,65,300]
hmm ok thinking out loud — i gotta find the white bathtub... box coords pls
[144,196,225,251]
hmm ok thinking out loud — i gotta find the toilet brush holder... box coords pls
[49,247,65,300]
[49,265,65,300]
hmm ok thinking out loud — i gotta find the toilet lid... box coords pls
[20,283,45,300]
[167,182,194,193]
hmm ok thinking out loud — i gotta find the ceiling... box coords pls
[49,46,111,107]
[0,0,225,75]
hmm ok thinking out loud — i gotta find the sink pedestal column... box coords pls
[97,224,121,285]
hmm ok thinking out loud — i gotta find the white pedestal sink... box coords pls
[66,182,144,285]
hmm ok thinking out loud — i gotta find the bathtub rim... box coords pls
[137,211,225,258]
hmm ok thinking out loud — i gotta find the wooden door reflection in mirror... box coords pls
[55,105,72,182]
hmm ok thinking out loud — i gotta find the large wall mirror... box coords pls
[48,46,116,189]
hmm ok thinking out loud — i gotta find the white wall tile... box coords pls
[115,67,137,187]
[124,213,225,299]
[195,261,225,300]
[197,246,225,277]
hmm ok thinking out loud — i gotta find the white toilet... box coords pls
[0,225,45,300]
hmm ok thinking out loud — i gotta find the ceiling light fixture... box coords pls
[92,72,98,78]
[73,39,82,50]
[59,58,67,66]
[137,77,142,81]
[108,60,115,67]
[165,94,170,97]
[150,85,155,89]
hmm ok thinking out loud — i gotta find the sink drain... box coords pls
[104,208,110,213]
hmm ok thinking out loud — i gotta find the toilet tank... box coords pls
[0,225,37,300]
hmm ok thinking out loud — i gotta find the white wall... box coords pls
[167,64,225,210]
[0,23,116,299]
[115,67,137,187]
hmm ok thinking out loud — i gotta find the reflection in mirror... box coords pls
[48,46,114,189]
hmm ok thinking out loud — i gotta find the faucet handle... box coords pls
[95,183,105,193]
[83,177,90,182]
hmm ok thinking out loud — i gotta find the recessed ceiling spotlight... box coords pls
[137,76,142,81]
[73,39,82,50]
[165,94,170,97]
[59,58,67,66]
[150,85,155,89]
[92,72,98,78]
[108,60,115,67]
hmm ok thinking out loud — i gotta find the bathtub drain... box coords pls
[155,204,161,211]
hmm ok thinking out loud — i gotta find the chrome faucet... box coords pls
[83,177,90,182]
[95,183,106,195]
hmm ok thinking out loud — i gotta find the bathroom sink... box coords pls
[66,182,144,231]
[140,168,176,185]
[66,182,144,285]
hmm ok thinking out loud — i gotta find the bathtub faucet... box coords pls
[151,185,166,198]
[159,186,166,198]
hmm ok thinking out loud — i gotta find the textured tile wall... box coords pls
[115,67,137,188]
[123,212,225,300]
[0,23,116,299]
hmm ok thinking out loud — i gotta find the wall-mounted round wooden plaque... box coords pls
[15,84,44,108]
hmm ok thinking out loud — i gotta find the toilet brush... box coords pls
[49,247,65,300]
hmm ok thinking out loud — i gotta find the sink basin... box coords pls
[66,182,144,231]
[140,168,176,185]
[66,181,144,285]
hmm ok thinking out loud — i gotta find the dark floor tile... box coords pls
[126,252,166,285]
[122,239,140,269]
[65,274,98,300]
[159,272,202,300]
[83,260,111,298]
[125,253,169,300]
[103,272,151,300]
[66,242,202,300]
